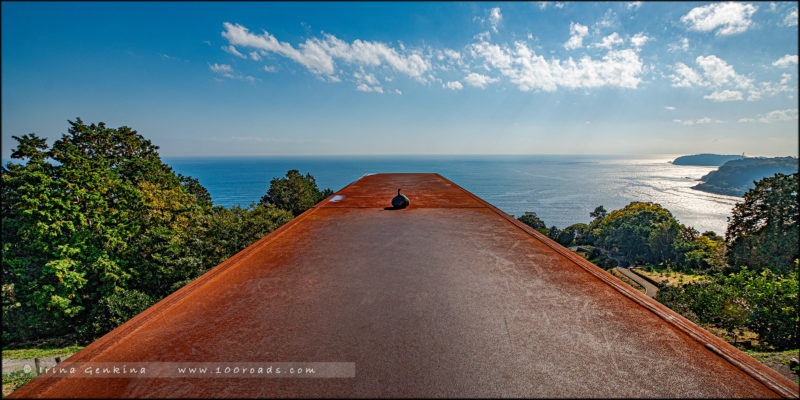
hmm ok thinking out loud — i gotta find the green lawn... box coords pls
[2,345,84,360]
[2,370,36,397]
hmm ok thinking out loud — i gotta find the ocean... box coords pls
[164,154,741,235]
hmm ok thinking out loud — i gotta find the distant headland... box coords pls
[675,154,799,197]
[671,153,744,166]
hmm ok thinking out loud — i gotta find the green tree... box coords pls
[554,223,588,246]
[260,170,332,216]
[202,203,293,268]
[592,202,681,265]
[1,119,210,341]
[590,205,607,220]
[517,211,546,231]
[726,173,799,274]
[657,266,797,350]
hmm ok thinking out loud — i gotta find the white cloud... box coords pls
[758,108,798,122]
[772,54,798,68]
[668,37,690,52]
[627,2,642,11]
[669,62,704,88]
[593,32,624,49]
[444,81,464,90]
[538,2,550,10]
[664,106,676,111]
[210,63,233,75]
[670,55,765,101]
[595,9,617,29]
[564,22,589,50]
[263,65,276,72]
[221,22,430,81]
[223,45,247,59]
[783,8,798,26]
[630,33,650,48]
[443,49,461,61]
[354,70,380,86]
[464,72,500,88]
[555,2,564,9]
[674,116,717,125]
[681,2,758,36]
[740,109,799,123]
[696,55,752,89]
[472,40,643,91]
[704,89,744,102]
[356,83,383,93]
[249,51,262,61]
[489,8,502,33]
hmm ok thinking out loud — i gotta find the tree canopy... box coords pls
[726,172,798,274]
[517,211,546,231]
[590,202,681,266]
[1,119,293,343]
[260,170,333,216]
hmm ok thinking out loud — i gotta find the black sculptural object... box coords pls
[391,189,410,209]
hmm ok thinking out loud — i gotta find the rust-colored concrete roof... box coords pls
[11,173,799,398]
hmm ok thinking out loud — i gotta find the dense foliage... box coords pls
[726,173,798,275]
[589,202,682,266]
[519,173,798,350]
[260,170,333,216]
[1,120,300,344]
[658,266,798,350]
[517,211,546,232]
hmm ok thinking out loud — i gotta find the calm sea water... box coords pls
[164,155,741,235]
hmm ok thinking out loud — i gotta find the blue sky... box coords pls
[2,1,798,157]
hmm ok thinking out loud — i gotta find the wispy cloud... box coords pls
[564,22,589,50]
[674,117,720,125]
[471,40,644,91]
[209,63,256,83]
[489,7,502,33]
[772,54,798,68]
[210,63,233,76]
[669,55,770,101]
[444,81,463,90]
[704,89,743,102]
[739,108,799,123]
[356,83,383,93]
[782,7,798,26]
[592,32,623,49]
[464,72,499,88]
[668,37,690,52]
[681,2,758,36]
[221,22,430,81]
[223,45,246,59]
[630,33,650,48]
[627,2,642,11]
[664,106,676,111]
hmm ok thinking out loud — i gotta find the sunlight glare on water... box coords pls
[165,154,742,235]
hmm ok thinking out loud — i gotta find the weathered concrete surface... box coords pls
[11,173,799,398]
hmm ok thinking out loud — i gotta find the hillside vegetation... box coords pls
[2,119,330,346]
[521,171,798,353]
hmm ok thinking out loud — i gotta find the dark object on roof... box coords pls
[10,173,798,398]
[391,188,410,209]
